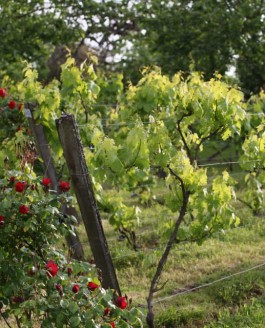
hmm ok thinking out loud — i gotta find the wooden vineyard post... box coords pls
[56,114,121,294]
[25,104,85,260]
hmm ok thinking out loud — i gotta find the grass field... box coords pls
[75,180,265,328]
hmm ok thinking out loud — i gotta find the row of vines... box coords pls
[1,58,265,327]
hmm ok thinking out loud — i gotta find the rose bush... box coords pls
[0,172,143,327]
[0,79,144,327]
[0,87,25,145]
[0,87,143,327]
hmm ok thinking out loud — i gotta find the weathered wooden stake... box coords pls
[56,114,121,294]
[25,104,84,260]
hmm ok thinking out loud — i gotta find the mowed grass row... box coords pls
[75,183,265,327]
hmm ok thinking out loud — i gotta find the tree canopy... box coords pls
[1,0,265,94]
[133,0,265,95]
[0,0,136,80]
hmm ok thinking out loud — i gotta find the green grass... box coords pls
[206,297,265,328]
[70,182,265,328]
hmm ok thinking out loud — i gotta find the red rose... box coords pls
[19,205,29,214]
[28,266,37,276]
[87,281,100,291]
[0,215,5,226]
[104,307,111,316]
[59,181,70,192]
[31,184,35,190]
[72,284,79,293]
[56,284,63,295]
[8,100,16,109]
[110,322,115,328]
[15,181,24,192]
[67,267,73,276]
[116,296,127,309]
[10,176,15,183]
[46,260,59,278]
[0,88,6,98]
[13,296,24,303]
[42,177,51,187]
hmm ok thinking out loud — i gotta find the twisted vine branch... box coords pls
[146,166,190,327]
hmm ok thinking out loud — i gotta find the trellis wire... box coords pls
[197,159,260,167]
[138,159,259,169]
[68,221,265,307]
[84,142,240,151]
[152,261,265,304]
[77,111,265,128]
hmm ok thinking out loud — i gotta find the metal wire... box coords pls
[153,261,265,304]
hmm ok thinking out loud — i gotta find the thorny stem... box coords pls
[15,316,22,328]
[1,313,12,328]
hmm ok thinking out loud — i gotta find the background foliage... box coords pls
[1,0,265,95]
